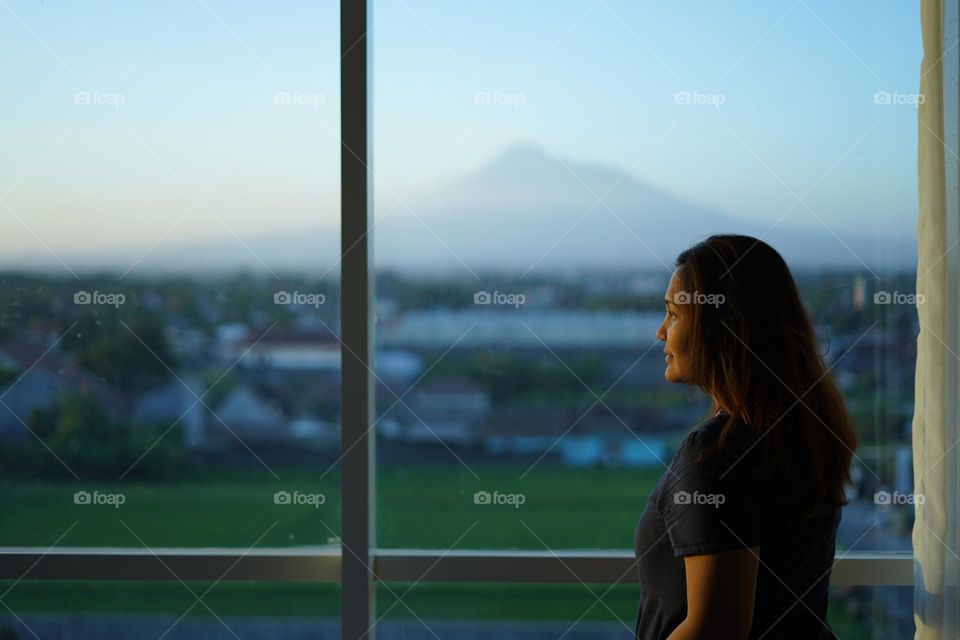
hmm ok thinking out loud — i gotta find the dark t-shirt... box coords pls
[633,413,841,640]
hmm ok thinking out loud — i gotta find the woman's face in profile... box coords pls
[656,269,692,384]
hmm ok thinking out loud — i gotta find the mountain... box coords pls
[5,142,916,276]
[374,141,915,274]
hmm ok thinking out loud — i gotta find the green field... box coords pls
[0,463,663,549]
[0,464,872,637]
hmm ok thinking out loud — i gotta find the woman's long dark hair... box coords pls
[675,234,857,518]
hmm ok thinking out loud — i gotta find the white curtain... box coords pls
[913,1,960,638]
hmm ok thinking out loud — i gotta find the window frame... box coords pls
[0,2,921,639]
[0,546,912,586]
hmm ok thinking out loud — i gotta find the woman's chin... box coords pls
[664,365,683,383]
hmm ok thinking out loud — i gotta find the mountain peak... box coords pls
[475,141,568,184]
[489,140,553,164]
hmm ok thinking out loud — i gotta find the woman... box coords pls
[634,234,857,640]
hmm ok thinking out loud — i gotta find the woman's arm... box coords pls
[666,546,760,640]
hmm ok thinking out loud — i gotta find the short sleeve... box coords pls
[657,431,762,557]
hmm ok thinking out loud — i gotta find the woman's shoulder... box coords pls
[671,412,757,479]
[666,414,723,470]
[682,412,731,449]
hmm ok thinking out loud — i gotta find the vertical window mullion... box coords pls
[340,0,375,638]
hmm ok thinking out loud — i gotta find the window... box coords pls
[0,1,342,636]
[1,2,921,639]
[369,0,919,636]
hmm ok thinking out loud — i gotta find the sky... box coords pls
[0,0,922,273]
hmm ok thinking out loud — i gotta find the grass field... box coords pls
[0,463,664,549]
[0,464,873,637]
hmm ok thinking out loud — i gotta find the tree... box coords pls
[10,392,186,479]
[77,315,175,392]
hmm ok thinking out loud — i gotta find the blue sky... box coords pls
[0,0,922,267]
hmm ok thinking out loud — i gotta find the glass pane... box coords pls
[372,0,921,561]
[374,582,911,640]
[0,580,340,639]
[378,581,641,639]
[0,0,342,555]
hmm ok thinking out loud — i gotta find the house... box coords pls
[387,377,491,446]
[288,416,339,449]
[0,368,63,442]
[0,343,128,442]
[378,309,664,350]
[226,327,340,372]
[478,405,680,466]
[133,376,206,448]
[163,317,208,362]
[209,383,288,445]
[480,406,573,456]
[561,434,669,468]
[376,349,425,384]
